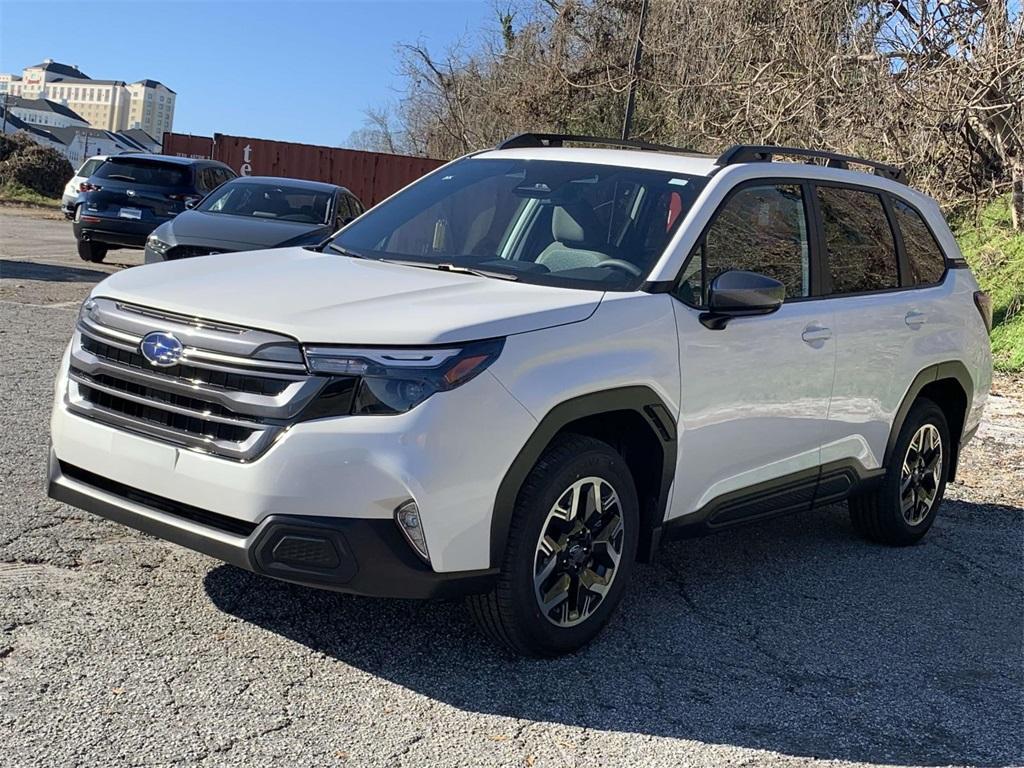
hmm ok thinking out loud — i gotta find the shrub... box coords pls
[0,132,73,198]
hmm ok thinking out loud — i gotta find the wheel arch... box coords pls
[886,361,973,481]
[489,386,677,567]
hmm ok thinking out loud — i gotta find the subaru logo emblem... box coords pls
[139,332,183,367]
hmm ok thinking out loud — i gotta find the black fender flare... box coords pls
[489,386,677,567]
[885,361,973,477]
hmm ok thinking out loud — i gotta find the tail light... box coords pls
[974,291,993,333]
[79,182,101,192]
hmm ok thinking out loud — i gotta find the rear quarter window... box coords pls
[892,199,946,285]
[77,158,103,177]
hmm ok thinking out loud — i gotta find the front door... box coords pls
[667,181,837,523]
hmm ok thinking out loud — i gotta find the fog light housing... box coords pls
[395,500,429,562]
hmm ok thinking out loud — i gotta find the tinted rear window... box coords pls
[817,186,899,294]
[94,159,191,187]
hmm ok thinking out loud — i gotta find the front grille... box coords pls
[79,371,243,419]
[167,245,227,260]
[80,334,291,395]
[67,298,326,461]
[60,461,257,537]
[77,382,257,443]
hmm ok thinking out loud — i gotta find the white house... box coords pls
[4,96,89,129]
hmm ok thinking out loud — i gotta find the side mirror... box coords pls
[701,270,785,329]
[184,198,200,210]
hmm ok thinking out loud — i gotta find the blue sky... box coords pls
[0,0,494,146]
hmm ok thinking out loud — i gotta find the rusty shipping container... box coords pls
[162,132,444,207]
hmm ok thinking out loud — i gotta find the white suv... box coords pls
[48,135,993,656]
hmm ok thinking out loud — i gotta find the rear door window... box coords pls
[816,186,899,294]
[891,198,946,285]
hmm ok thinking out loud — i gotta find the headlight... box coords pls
[146,234,171,255]
[302,339,504,416]
[78,297,98,323]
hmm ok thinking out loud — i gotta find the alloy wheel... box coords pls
[533,476,625,627]
[900,423,943,526]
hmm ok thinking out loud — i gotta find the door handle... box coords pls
[801,325,832,343]
[905,311,927,327]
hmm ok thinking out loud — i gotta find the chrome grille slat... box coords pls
[69,371,270,428]
[69,344,322,418]
[67,298,321,461]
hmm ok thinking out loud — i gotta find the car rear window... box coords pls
[94,158,191,187]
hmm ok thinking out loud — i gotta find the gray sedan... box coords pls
[144,176,364,263]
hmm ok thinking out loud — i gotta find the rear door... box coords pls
[669,181,837,523]
[813,184,918,471]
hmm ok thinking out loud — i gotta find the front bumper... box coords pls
[50,338,538,575]
[48,453,497,598]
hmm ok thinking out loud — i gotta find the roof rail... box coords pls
[496,133,704,155]
[717,145,906,183]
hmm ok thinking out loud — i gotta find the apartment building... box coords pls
[0,59,176,136]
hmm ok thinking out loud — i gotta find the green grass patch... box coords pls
[954,195,1024,373]
[0,181,62,209]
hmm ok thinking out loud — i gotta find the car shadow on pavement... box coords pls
[204,498,1023,767]
[0,259,109,282]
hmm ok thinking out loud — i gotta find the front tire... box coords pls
[468,434,639,656]
[849,398,950,545]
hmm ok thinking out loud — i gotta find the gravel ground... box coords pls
[1,208,1021,768]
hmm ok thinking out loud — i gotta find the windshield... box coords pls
[198,181,333,224]
[327,158,705,291]
[94,158,190,187]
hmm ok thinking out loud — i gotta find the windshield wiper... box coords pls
[323,242,368,259]
[383,259,519,281]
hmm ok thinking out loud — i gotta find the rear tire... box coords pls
[468,434,639,656]
[76,239,107,263]
[849,398,950,545]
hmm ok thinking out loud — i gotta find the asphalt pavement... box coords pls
[1,208,1021,768]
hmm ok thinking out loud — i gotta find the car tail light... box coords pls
[79,182,101,192]
[974,291,993,333]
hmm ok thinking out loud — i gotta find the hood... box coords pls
[166,210,327,250]
[93,247,603,345]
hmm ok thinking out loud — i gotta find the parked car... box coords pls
[72,154,236,263]
[49,135,992,656]
[144,177,363,263]
[61,154,115,219]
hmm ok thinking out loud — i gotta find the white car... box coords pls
[60,155,111,218]
[48,135,993,656]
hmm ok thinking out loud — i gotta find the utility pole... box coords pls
[621,0,650,141]
[1,92,8,150]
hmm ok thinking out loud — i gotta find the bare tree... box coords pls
[380,0,1023,227]
[345,106,409,155]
